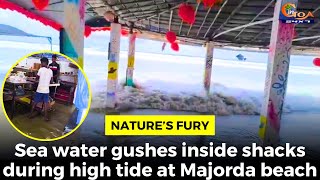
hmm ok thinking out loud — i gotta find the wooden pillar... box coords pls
[204,42,214,94]
[259,0,296,146]
[126,29,136,87]
[106,20,121,108]
[61,0,88,132]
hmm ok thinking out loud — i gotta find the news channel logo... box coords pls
[280,3,315,24]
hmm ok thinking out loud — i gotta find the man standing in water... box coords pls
[49,54,60,83]
[49,54,60,97]
[29,57,53,121]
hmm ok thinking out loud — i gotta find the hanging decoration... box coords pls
[162,42,167,51]
[121,29,129,36]
[166,31,177,43]
[202,0,216,8]
[171,42,180,52]
[198,0,223,8]
[0,0,62,30]
[84,26,92,37]
[236,54,247,61]
[90,27,133,37]
[32,0,49,11]
[178,3,195,25]
[313,58,320,67]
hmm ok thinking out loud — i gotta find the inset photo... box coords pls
[1,51,91,141]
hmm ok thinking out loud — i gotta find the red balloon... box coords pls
[166,31,176,43]
[313,58,320,67]
[202,0,216,8]
[121,29,128,36]
[32,0,49,11]
[178,3,195,25]
[171,42,179,52]
[84,26,92,37]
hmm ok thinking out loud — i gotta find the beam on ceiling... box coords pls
[158,13,161,32]
[213,18,273,39]
[187,2,200,37]
[168,10,173,30]
[116,3,166,13]
[203,0,229,38]
[117,0,138,19]
[296,21,320,36]
[196,7,212,37]
[293,35,320,42]
[234,0,274,40]
[112,0,154,7]
[210,0,249,38]
[146,0,190,20]
[179,21,183,35]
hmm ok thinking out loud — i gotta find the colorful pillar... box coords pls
[62,0,85,67]
[61,0,88,132]
[106,19,121,108]
[204,42,214,94]
[259,0,296,146]
[126,26,136,87]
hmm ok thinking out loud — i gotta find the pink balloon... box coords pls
[313,58,320,67]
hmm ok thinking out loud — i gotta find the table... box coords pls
[5,79,34,119]
[26,77,60,97]
[5,79,60,119]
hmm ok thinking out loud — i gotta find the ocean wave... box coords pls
[91,83,261,116]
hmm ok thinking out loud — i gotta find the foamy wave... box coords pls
[91,85,259,116]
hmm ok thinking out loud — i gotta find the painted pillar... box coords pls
[126,31,136,86]
[62,0,85,67]
[61,0,88,132]
[204,42,214,94]
[259,0,296,146]
[106,21,121,108]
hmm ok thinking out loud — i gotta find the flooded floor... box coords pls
[3,101,74,139]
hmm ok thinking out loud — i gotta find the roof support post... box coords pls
[62,0,88,133]
[106,19,122,108]
[126,23,136,87]
[259,0,296,147]
[61,0,85,67]
[204,41,214,94]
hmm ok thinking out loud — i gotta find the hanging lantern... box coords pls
[202,0,216,8]
[32,0,49,11]
[171,42,179,52]
[178,3,195,25]
[166,31,176,43]
[84,26,92,37]
[201,0,223,8]
[162,42,167,51]
[313,58,320,67]
[121,29,129,36]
